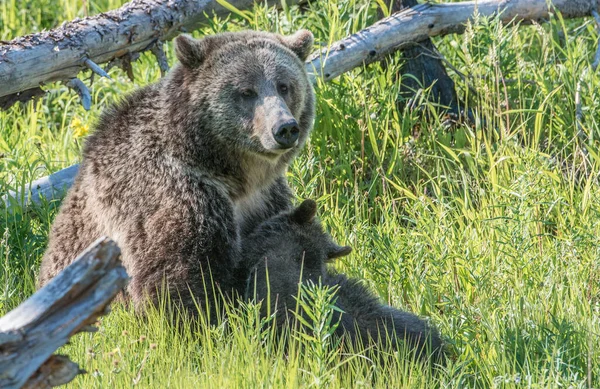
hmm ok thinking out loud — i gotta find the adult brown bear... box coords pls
[38,30,315,317]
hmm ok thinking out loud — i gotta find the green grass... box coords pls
[2,0,600,387]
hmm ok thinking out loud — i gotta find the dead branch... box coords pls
[150,40,170,77]
[0,237,127,389]
[307,0,600,82]
[0,0,298,108]
[66,78,92,110]
[3,0,600,208]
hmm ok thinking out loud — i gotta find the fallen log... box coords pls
[3,164,79,209]
[0,0,298,108]
[307,0,600,81]
[3,0,600,209]
[0,238,127,389]
[2,0,599,109]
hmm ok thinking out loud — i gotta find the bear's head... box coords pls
[242,199,352,311]
[170,30,315,164]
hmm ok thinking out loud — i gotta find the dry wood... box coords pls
[3,0,600,208]
[2,0,600,108]
[0,238,127,389]
[0,0,296,107]
[3,164,79,209]
[307,0,600,82]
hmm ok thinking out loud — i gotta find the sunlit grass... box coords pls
[1,0,599,387]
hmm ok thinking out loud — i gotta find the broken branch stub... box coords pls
[150,40,170,77]
[84,58,111,79]
[66,78,91,110]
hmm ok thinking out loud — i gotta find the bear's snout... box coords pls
[273,119,300,149]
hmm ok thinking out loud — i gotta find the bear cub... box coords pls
[241,200,444,361]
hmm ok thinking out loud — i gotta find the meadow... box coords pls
[1,0,600,387]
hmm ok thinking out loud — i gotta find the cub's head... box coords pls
[243,199,352,308]
[171,30,315,163]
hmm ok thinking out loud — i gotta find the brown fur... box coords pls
[38,30,316,317]
[241,200,444,361]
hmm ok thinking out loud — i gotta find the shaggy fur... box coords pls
[242,200,444,361]
[38,30,316,316]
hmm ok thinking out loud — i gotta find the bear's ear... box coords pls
[291,199,317,225]
[326,244,352,261]
[281,29,314,61]
[175,34,211,68]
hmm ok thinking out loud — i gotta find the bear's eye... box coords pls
[278,83,289,95]
[240,89,257,98]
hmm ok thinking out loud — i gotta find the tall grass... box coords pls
[1,0,599,387]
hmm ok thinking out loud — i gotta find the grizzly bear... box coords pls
[242,200,444,361]
[38,29,316,317]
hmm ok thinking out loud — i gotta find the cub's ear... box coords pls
[326,245,352,261]
[175,34,212,68]
[291,199,317,224]
[281,29,314,61]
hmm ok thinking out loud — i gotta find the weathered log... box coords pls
[3,0,599,107]
[307,0,600,82]
[3,0,600,209]
[0,238,127,389]
[3,164,79,209]
[0,0,297,107]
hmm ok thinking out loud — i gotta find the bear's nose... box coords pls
[273,120,300,149]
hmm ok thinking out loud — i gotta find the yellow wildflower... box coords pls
[72,117,89,138]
